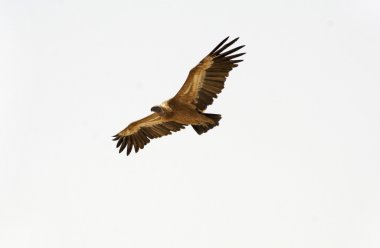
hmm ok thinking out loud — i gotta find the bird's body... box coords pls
[156,99,215,125]
[113,37,245,155]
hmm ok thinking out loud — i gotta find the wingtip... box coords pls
[209,36,231,55]
[127,145,132,156]
[232,36,239,41]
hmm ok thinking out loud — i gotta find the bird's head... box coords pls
[151,105,166,116]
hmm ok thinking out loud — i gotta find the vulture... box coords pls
[113,36,245,155]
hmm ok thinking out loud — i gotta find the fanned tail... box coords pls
[192,113,222,135]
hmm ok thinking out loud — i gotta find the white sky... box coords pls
[1,0,380,247]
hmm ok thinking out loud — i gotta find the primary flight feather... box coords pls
[113,36,245,155]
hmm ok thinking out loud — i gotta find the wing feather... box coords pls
[113,113,186,155]
[174,37,245,111]
[119,137,127,153]
[127,137,133,155]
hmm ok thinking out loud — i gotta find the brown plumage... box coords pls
[113,37,245,155]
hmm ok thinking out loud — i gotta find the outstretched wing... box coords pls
[113,113,186,155]
[174,37,245,111]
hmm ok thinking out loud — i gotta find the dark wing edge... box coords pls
[113,121,186,156]
[195,37,245,111]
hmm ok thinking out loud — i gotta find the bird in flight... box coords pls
[113,36,245,155]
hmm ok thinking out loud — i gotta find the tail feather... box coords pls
[192,113,222,135]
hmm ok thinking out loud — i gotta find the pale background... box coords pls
[1,0,379,247]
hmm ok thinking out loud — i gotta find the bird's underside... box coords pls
[113,36,245,155]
